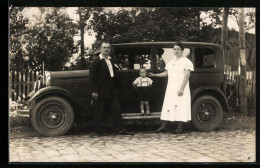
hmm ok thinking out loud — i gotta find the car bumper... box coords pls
[16,109,30,117]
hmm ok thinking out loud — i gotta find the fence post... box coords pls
[21,70,24,102]
[252,70,255,97]
[25,70,28,97]
[236,71,240,106]
[16,70,19,102]
[11,70,14,101]
[29,70,32,92]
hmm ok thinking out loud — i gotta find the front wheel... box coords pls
[31,96,74,136]
[191,95,223,131]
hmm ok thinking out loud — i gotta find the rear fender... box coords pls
[192,86,229,112]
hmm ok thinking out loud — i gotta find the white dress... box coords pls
[160,56,194,122]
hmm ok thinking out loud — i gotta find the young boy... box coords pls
[132,67,153,116]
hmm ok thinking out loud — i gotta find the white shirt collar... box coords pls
[99,54,111,60]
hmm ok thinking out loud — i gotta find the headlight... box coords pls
[44,71,51,86]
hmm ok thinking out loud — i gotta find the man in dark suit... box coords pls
[90,42,132,136]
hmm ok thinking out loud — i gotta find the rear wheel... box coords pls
[192,95,223,131]
[31,97,74,136]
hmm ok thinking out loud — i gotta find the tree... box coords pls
[229,8,255,70]
[91,7,215,46]
[221,7,229,71]
[238,8,247,115]
[76,7,95,69]
[9,7,29,70]
[24,8,78,71]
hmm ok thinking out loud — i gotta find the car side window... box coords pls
[194,48,216,69]
[113,47,151,70]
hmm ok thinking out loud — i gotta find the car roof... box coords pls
[112,41,222,48]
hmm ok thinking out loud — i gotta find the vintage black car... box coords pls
[18,42,228,136]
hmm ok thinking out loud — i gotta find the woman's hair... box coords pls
[173,42,184,51]
[140,67,147,72]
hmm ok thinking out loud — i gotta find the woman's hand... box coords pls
[148,72,154,77]
[92,92,98,99]
[178,88,184,96]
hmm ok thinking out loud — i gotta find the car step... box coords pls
[121,112,161,119]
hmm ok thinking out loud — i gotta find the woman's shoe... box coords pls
[146,113,151,116]
[156,127,167,133]
[174,128,183,134]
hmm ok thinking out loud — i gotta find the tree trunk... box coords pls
[221,7,229,62]
[238,8,248,115]
[79,8,85,69]
[221,7,229,95]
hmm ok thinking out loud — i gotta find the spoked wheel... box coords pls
[192,95,223,131]
[31,97,74,137]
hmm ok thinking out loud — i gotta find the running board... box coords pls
[121,112,161,119]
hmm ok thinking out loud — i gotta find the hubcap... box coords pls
[40,104,66,129]
[198,102,216,123]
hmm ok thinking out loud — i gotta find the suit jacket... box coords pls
[90,55,118,99]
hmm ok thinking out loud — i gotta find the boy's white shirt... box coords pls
[133,77,153,87]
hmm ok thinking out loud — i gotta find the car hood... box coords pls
[50,70,89,78]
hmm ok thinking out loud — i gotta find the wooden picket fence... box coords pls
[9,69,42,102]
[9,69,256,102]
[224,70,256,97]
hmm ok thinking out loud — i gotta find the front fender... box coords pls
[28,86,71,102]
[27,86,91,115]
[191,86,229,112]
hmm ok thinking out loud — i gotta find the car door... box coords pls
[112,46,167,113]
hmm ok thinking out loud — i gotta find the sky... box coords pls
[21,7,255,49]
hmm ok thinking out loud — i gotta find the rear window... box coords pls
[194,48,216,69]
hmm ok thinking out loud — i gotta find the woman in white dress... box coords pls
[149,42,194,133]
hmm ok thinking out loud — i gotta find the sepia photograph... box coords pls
[9,6,256,162]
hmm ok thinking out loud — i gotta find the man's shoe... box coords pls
[118,130,134,135]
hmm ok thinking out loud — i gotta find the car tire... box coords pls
[191,95,223,131]
[31,96,74,137]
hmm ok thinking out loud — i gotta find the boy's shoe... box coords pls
[146,113,151,116]
[140,113,145,116]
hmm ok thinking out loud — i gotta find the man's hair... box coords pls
[173,41,184,51]
[101,41,111,47]
[157,48,165,56]
[140,67,147,72]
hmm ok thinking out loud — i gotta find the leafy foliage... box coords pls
[25,8,78,71]
[10,7,78,71]
[9,7,29,70]
[91,7,209,45]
